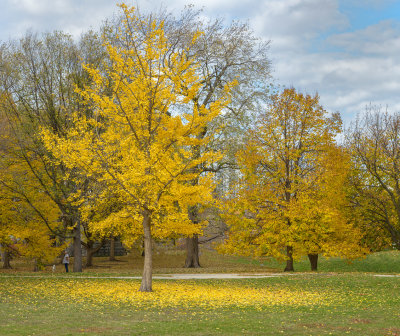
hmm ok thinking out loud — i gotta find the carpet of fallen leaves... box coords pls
[0,276,388,312]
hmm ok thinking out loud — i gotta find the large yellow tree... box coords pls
[219,88,366,271]
[0,95,64,270]
[42,4,232,291]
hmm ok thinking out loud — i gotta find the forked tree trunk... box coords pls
[1,246,12,269]
[109,237,116,261]
[308,253,318,271]
[284,246,294,272]
[185,235,201,268]
[85,248,95,267]
[85,241,103,267]
[73,221,82,272]
[140,211,153,292]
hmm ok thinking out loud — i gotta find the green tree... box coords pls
[0,30,106,271]
[346,108,400,250]
[0,96,63,270]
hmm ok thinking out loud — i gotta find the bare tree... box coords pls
[160,11,272,267]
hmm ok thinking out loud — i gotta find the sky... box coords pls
[1,0,400,125]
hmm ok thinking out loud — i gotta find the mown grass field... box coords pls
[1,249,400,335]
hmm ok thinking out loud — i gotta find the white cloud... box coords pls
[1,0,400,123]
[252,0,347,51]
[273,49,400,122]
[9,0,72,15]
[241,1,400,122]
[328,20,400,55]
[2,0,120,40]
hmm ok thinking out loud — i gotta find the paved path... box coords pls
[153,273,288,279]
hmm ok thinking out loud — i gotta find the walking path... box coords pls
[154,273,288,279]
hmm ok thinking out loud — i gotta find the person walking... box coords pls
[62,250,70,273]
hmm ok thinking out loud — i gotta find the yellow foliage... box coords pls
[0,94,64,266]
[2,278,337,310]
[41,5,232,247]
[219,88,367,263]
[0,166,64,265]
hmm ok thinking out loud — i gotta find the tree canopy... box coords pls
[41,4,234,291]
[219,88,366,271]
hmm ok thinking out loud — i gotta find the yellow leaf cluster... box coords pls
[219,88,367,262]
[41,5,232,245]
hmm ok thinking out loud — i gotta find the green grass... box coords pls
[232,249,400,273]
[1,250,400,335]
[0,274,399,335]
[2,249,399,276]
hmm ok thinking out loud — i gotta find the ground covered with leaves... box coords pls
[1,273,399,335]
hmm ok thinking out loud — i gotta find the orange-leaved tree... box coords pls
[42,4,233,291]
[219,88,366,271]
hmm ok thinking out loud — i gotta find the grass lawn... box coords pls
[2,248,400,275]
[245,249,400,273]
[0,274,399,335]
[1,249,399,335]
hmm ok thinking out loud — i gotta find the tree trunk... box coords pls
[284,246,294,272]
[86,248,94,267]
[139,211,152,292]
[391,230,400,250]
[109,237,116,261]
[1,245,12,269]
[141,239,145,257]
[185,235,201,268]
[185,204,201,268]
[33,259,39,272]
[308,253,318,271]
[73,221,82,272]
[85,241,103,267]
